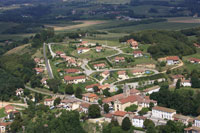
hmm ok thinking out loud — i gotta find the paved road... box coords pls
[48,43,56,58]
[43,43,54,79]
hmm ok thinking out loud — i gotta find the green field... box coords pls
[0,108,6,118]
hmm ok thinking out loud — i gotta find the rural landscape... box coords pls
[1,0,200,133]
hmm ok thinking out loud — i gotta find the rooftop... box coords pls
[152,106,176,113]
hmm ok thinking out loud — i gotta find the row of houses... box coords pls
[126,39,139,49]
[56,51,78,67]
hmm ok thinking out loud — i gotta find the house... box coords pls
[132,115,146,128]
[131,69,145,76]
[115,57,125,63]
[93,63,106,69]
[101,71,110,78]
[77,47,90,54]
[64,75,86,84]
[34,68,44,74]
[189,57,200,64]
[195,116,200,127]
[133,51,143,58]
[16,88,24,96]
[82,93,99,103]
[118,71,127,79]
[171,75,185,85]
[194,43,200,48]
[99,84,110,92]
[137,98,157,110]
[184,126,200,133]
[142,85,160,95]
[41,78,48,86]
[152,106,176,120]
[114,95,138,111]
[113,111,131,125]
[56,51,65,57]
[44,99,54,106]
[103,113,113,123]
[34,58,41,64]
[127,39,139,49]
[79,103,90,113]
[136,63,156,69]
[166,56,180,65]
[67,58,77,67]
[96,46,103,52]
[64,68,80,74]
[173,114,193,126]
[4,105,15,115]
[181,80,192,87]
[80,41,96,47]
[7,110,20,119]
[0,122,12,133]
[85,83,100,92]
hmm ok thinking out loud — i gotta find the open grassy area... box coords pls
[4,44,31,55]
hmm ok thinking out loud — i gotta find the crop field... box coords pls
[168,17,200,23]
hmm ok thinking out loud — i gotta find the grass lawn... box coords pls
[71,48,118,60]
[90,72,104,81]
[0,108,7,118]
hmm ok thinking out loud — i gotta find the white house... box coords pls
[115,57,125,63]
[133,51,143,58]
[96,46,103,52]
[0,122,11,133]
[131,69,145,76]
[64,75,86,84]
[181,80,192,87]
[16,88,24,96]
[152,106,176,120]
[132,116,146,128]
[44,99,54,106]
[166,56,180,65]
[118,71,127,79]
[101,71,110,78]
[195,116,200,127]
[93,63,106,70]
[77,47,90,54]
[142,85,160,95]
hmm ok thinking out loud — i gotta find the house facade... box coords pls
[133,51,143,58]
[132,116,146,128]
[64,75,86,84]
[152,106,176,120]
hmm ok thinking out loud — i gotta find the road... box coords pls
[43,43,54,79]
[48,43,56,58]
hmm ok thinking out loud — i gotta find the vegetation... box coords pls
[121,117,131,131]
[88,104,101,118]
[125,104,138,112]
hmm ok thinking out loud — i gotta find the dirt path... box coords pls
[47,20,106,31]
[0,102,28,109]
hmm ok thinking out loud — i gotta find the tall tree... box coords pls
[121,117,131,131]
[88,104,101,118]
[75,87,82,99]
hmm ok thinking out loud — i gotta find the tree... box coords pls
[176,79,181,89]
[138,108,149,116]
[125,104,138,112]
[54,97,61,106]
[191,73,200,88]
[149,102,154,110]
[88,104,101,118]
[93,86,99,93]
[111,126,123,133]
[98,99,103,106]
[65,84,74,95]
[121,117,131,131]
[104,103,109,113]
[144,119,155,129]
[103,88,111,97]
[47,79,61,93]
[75,87,82,99]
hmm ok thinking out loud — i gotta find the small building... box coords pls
[0,122,12,133]
[64,75,86,84]
[142,85,160,95]
[96,46,103,52]
[34,68,44,74]
[194,43,200,48]
[82,93,99,103]
[195,116,200,127]
[79,103,90,113]
[93,63,106,69]
[99,84,110,92]
[127,39,139,49]
[131,69,145,76]
[132,115,146,128]
[181,80,192,87]
[133,51,143,58]
[152,106,176,120]
[56,51,65,57]
[115,57,125,63]
[34,58,44,64]
[16,88,24,96]
[103,113,113,123]
[85,83,100,92]
[67,58,77,67]
[173,114,193,126]
[64,68,80,74]
[189,57,200,64]
[44,99,54,106]
[118,71,127,79]
[41,78,48,86]
[113,111,130,125]
[101,71,110,78]
[184,126,200,133]
[166,56,180,65]
[4,105,15,114]
[77,47,90,54]
[171,75,185,85]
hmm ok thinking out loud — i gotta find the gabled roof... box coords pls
[65,68,80,73]
[85,83,100,89]
[102,70,109,75]
[171,75,184,79]
[131,69,145,73]
[64,75,85,81]
[34,68,44,73]
[77,47,90,51]
[133,51,142,54]
[115,56,125,60]
[143,85,160,93]
[166,56,179,61]
[82,93,98,98]
[118,95,138,104]
[118,71,126,75]
[80,102,90,108]
[152,106,176,113]
[133,115,146,120]
[94,63,105,67]
[103,93,124,103]
[113,111,127,117]
[189,57,200,62]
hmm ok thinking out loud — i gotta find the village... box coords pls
[1,38,200,133]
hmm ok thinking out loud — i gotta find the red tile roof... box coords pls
[77,47,90,51]
[0,122,12,127]
[98,84,110,90]
[133,115,146,120]
[34,68,44,73]
[5,105,14,111]
[131,69,145,73]
[94,63,106,67]
[85,83,100,89]
[82,93,98,98]
[96,46,102,50]
[65,68,80,73]
[114,111,127,117]
[56,51,64,55]
[64,75,85,81]
[166,56,179,61]
[133,51,142,54]
[171,75,184,79]
[80,102,90,108]
[103,93,124,103]
[118,71,126,75]
[189,57,200,62]
[118,95,138,104]
[44,98,54,102]
[115,56,125,61]
[152,106,176,113]
[104,113,113,118]
[102,70,109,75]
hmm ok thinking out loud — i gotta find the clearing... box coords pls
[4,44,31,55]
